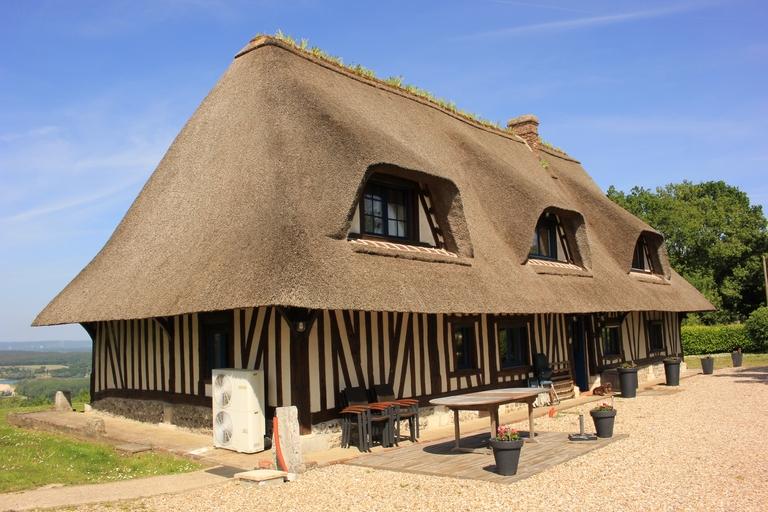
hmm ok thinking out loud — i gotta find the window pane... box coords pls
[632,242,645,269]
[530,232,539,255]
[537,226,550,257]
[498,329,509,364]
[372,198,383,218]
[603,326,621,355]
[360,179,413,240]
[649,322,664,350]
[454,326,474,370]
[388,219,397,236]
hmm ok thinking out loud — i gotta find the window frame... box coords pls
[631,237,656,273]
[647,319,665,353]
[529,212,572,263]
[450,318,479,374]
[601,323,622,357]
[496,320,530,370]
[358,175,420,243]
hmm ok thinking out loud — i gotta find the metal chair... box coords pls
[373,383,419,443]
[339,404,370,451]
[533,352,560,405]
[343,386,395,449]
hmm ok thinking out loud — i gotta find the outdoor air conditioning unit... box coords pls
[211,368,266,453]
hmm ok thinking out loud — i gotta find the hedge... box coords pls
[744,307,768,353]
[681,324,757,355]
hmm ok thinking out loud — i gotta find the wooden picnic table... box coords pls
[430,387,549,451]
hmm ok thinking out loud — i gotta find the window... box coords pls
[204,333,230,377]
[648,320,664,352]
[361,178,416,241]
[602,325,621,356]
[452,323,476,371]
[498,324,529,369]
[530,212,570,262]
[632,237,655,273]
[200,312,232,381]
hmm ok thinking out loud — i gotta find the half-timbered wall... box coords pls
[93,317,176,395]
[90,308,680,424]
[590,311,681,371]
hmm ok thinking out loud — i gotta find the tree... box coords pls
[607,181,768,324]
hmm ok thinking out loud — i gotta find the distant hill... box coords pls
[0,341,90,352]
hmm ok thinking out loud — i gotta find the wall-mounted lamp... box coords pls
[296,321,306,333]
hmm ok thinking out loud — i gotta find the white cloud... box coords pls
[459,2,715,39]
[0,125,59,143]
[0,179,140,224]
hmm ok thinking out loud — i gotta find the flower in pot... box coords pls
[590,402,617,438]
[617,361,638,398]
[489,425,523,476]
[701,355,715,374]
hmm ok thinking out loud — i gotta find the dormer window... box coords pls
[530,212,571,262]
[632,236,656,273]
[346,165,474,257]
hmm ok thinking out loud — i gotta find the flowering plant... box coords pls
[495,425,521,441]
[591,402,615,412]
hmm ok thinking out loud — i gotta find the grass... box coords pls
[684,353,768,370]
[268,30,571,157]
[0,398,199,493]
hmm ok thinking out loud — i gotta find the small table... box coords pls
[430,387,548,451]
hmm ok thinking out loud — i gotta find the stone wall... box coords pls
[92,397,211,428]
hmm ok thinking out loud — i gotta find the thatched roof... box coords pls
[33,36,713,326]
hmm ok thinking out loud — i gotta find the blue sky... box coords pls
[1,0,766,341]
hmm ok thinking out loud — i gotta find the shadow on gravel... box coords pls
[712,366,768,385]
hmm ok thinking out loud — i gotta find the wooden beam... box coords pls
[80,322,97,401]
[279,307,317,435]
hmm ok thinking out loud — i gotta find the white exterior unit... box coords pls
[212,368,266,453]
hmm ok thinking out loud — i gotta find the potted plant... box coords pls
[701,355,714,374]
[489,425,523,476]
[731,347,743,367]
[617,362,638,398]
[663,357,681,386]
[590,402,617,438]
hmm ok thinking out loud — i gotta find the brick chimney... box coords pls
[507,114,539,151]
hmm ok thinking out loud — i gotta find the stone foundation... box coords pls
[92,397,211,429]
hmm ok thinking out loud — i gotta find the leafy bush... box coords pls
[744,307,768,352]
[14,378,89,402]
[681,324,757,355]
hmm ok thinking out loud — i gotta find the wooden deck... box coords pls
[346,430,628,483]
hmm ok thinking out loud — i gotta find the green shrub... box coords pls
[744,307,768,352]
[681,324,756,355]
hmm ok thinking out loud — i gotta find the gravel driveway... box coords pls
[72,367,768,512]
